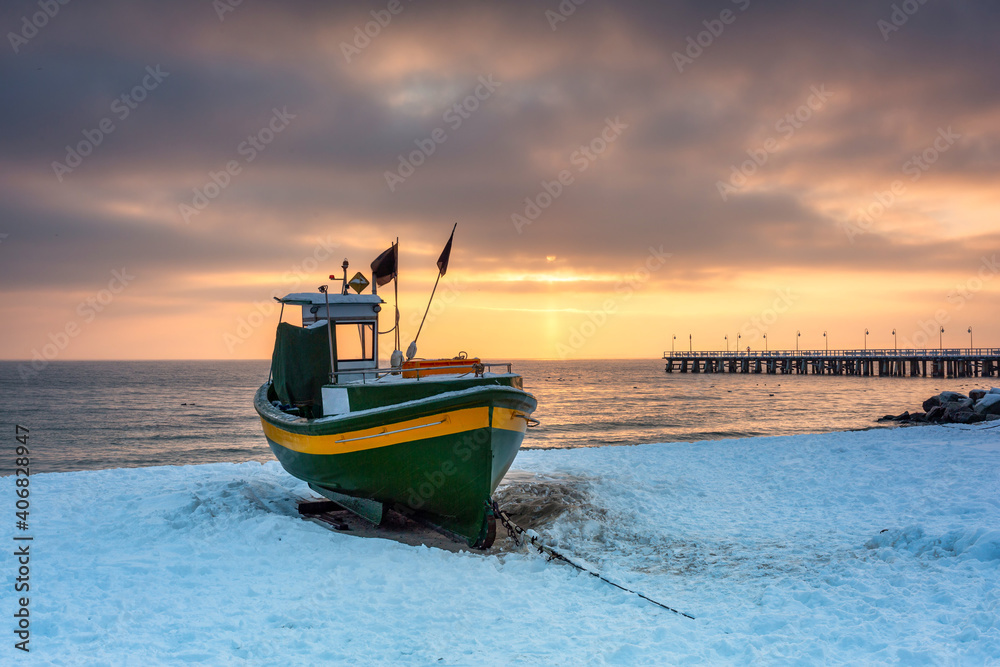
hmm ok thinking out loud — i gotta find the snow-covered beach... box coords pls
[4,424,999,665]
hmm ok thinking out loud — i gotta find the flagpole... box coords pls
[411,271,441,351]
[394,237,400,352]
[406,223,456,360]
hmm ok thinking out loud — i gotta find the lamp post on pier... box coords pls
[737,333,741,355]
[939,326,944,350]
[764,333,768,352]
[968,326,973,350]
[724,335,729,352]
[796,330,801,352]
[892,328,897,351]
[672,334,676,355]
[823,330,828,353]
[688,334,692,353]
[864,328,869,352]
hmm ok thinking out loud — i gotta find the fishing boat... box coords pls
[254,229,537,548]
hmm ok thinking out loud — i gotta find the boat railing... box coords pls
[331,362,515,384]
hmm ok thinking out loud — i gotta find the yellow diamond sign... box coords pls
[348,272,370,294]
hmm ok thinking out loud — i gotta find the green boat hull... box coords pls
[255,382,536,546]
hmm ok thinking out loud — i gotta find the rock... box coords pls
[926,405,946,422]
[920,392,969,412]
[973,393,1000,416]
[894,390,995,424]
[950,409,981,424]
[943,402,975,421]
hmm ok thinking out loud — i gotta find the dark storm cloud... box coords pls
[1,0,998,298]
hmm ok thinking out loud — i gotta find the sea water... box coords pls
[0,359,990,475]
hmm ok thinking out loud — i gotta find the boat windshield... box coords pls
[336,322,375,362]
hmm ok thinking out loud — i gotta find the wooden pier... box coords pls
[663,349,1000,378]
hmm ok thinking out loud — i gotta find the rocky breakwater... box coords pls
[879,388,1000,425]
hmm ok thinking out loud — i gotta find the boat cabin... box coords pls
[274,291,384,384]
[268,268,489,419]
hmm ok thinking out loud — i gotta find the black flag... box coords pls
[370,242,397,287]
[436,223,457,275]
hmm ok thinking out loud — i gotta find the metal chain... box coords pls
[491,498,522,546]
[487,498,695,619]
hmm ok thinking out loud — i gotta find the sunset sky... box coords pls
[2,0,998,362]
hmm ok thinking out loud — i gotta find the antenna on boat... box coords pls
[371,238,403,367]
[319,285,339,383]
[267,297,286,385]
[408,223,456,361]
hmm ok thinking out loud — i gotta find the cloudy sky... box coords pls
[2,0,998,361]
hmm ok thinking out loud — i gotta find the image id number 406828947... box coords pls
[13,424,31,653]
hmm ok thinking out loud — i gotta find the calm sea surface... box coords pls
[0,359,991,475]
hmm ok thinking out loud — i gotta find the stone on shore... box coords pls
[899,389,1000,425]
[973,393,1000,416]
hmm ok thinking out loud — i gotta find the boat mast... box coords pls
[319,284,339,383]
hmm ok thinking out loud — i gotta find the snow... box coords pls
[3,424,999,665]
[975,393,1000,414]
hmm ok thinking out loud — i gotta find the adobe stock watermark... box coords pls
[877,0,930,42]
[212,0,247,21]
[511,116,628,234]
[556,246,671,359]
[545,0,587,31]
[179,106,295,223]
[223,236,339,352]
[384,75,501,192]
[407,276,464,332]
[51,65,169,182]
[8,0,72,54]
[946,254,999,310]
[672,0,751,73]
[737,288,798,346]
[340,0,413,62]
[840,126,960,243]
[717,85,832,201]
[898,257,997,349]
[897,254,1000,348]
[17,268,135,380]
[405,428,492,511]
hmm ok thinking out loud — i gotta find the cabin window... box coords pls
[335,321,375,361]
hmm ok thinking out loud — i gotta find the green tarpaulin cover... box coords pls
[270,322,331,413]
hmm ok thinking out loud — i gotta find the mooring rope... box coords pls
[490,499,695,619]
[941,421,1000,430]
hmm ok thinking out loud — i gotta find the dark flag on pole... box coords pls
[370,242,397,287]
[436,223,457,275]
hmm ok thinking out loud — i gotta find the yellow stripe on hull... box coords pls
[492,407,530,434]
[261,406,527,456]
